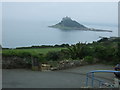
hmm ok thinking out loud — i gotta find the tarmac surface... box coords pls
[2,64,114,88]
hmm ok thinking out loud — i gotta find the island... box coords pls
[48,16,112,32]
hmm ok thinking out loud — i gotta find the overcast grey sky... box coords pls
[2,2,118,48]
[2,2,118,24]
[0,3,2,45]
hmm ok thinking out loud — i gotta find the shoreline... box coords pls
[49,26,112,32]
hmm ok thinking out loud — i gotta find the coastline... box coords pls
[49,25,112,32]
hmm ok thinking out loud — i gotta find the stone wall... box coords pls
[2,56,32,69]
[0,53,1,69]
[2,56,95,70]
[50,60,88,71]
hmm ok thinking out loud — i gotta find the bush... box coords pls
[84,56,94,64]
[94,45,107,60]
[38,53,47,63]
[67,43,94,60]
[45,51,61,61]
[60,49,70,59]
[2,51,17,57]
[18,52,31,58]
[2,51,31,58]
[94,45,117,63]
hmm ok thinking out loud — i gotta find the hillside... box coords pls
[49,16,112,32]
[2,37,120,69]
[49,16,87,30]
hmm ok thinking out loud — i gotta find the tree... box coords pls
[67,43,89,59]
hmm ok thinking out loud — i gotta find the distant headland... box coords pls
[49,16,112,32]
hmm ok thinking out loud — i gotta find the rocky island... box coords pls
[49,16,112,32]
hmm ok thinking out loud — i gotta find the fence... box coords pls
[86,70,120,88]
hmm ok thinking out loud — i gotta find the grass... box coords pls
[2,47,66,56]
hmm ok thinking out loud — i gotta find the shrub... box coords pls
[18,52,31,58]
[2,51,17,57]
[60,49,70,59]
[67,43,94,59]
[45,51,61,61]
[38,53,47,63]
[84,56,94,64]
[94,45,107,60]
[94,45,117,63]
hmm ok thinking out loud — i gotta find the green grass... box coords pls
[2,47,65,56]
[0,50,2,54]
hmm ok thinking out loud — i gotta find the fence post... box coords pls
[31,57,41,71]
[86,73,89,87]
[91,72,94,88]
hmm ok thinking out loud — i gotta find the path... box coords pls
[2,64,114,88]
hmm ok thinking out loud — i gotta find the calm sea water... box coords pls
[2,20,118,48]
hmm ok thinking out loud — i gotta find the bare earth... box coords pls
[2,64,114,88]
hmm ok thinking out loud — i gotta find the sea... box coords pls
[2,20,118,48]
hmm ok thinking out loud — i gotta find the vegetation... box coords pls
[2,37,120,69]
[84,56,94,64]
[2,47,66,68]
[49,16,87,30]
[49,16,112,32]
[2,47,65,56]
[65,37,120,65]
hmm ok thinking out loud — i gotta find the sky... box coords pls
[0,2,2,46]
[0,1,119,90]
[1,2,118,47]
[2,2,118,24]
[1,0,119,2]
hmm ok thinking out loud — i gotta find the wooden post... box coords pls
[31,57,41,71]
